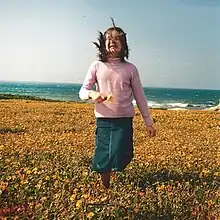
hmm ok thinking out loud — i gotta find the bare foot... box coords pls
[100,172,110,189]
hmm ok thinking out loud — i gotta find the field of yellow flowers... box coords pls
[0,99,219,219]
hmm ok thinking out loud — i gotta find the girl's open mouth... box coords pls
[110,45,117,48]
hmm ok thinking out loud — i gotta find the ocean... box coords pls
[0,81,219,110]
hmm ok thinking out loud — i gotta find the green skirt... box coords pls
[92,117,134,173]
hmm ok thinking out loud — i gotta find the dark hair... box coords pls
[93,18,130,62]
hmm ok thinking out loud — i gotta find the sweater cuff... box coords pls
[79,89,92,100]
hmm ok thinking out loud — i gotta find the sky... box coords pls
[0,0,219,90]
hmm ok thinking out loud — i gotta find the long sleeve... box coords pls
[79,61,97,100]
[131,66,152,126]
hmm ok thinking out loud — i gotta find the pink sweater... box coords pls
[79,58,152,126]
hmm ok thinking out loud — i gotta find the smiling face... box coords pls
[104,29,123,57]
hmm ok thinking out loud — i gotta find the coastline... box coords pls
[1,93,219,111]
[0,93,62,102]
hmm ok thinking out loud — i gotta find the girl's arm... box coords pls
[130,65,153,126]
[79,61,97,100]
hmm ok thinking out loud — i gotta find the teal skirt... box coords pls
[92,117,134,173]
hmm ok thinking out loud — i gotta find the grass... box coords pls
[0,93,60,102]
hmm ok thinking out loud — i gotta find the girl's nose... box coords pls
[110,39,116,44]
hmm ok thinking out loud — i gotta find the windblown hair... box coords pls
[93,17,130,62]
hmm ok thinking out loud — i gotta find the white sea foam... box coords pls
[132,99,215,110]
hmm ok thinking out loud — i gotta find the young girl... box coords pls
[79,19,156,189]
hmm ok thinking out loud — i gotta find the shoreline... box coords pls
[1,93,219,111]
[0,93,63,102]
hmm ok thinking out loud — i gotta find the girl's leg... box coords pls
[100,172,110,189]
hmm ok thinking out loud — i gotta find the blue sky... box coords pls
[0,0,219,89]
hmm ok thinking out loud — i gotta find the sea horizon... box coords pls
[0,80,219,91]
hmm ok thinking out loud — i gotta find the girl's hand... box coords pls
[89,91,107,103]
[146,124,156,137]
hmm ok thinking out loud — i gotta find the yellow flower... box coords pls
[214,172,220,177]
[26,170,31,175]
[76,200,82,209]
[82,194,90,199]
[20,180,28,185]
[82,171,88,177]
[0,181,8,190]
[100,196,108,202]
[70,194,76,201]
[54,180,59,186]
[200,169,210,178]
[87,212,94,219]
[40,196,47,202]
[52,175,57,180]
[33,167,39,174]
[33,167,38,172]
[53,194,60,199]
[35,183,42,190]
[0,145,4,150]
[157,184,165,191]
[6,176,12,180]
[73,188,78,193]
[45,176,50,181]
[35,203,43,210]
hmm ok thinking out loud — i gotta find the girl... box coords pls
[79,18,156,189]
